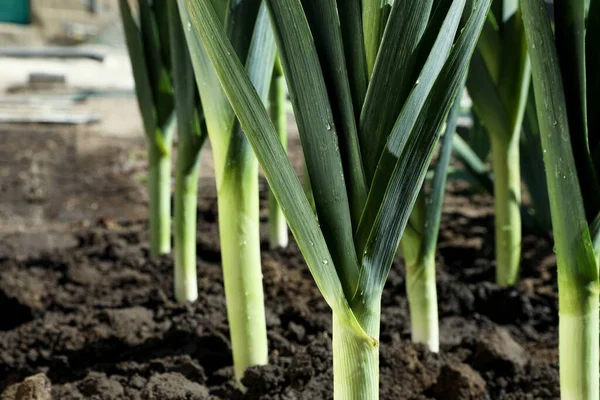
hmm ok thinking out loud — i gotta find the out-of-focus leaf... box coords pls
[118,0,156,137]
[520,85,551,232]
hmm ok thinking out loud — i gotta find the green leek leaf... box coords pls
[355,0,466,257]
[555,0,600,221]
[336,0,368,117]
[586,0,600,175]
[266,0,360,298]
[118,0,156,137]
[359,0,433,182]
[353,0,489,306]
[301,0,368,229]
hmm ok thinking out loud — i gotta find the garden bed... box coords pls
[0,181,560,399]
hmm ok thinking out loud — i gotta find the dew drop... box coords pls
[322,259,329,265]
[325,122,332,131]
[187,22,192,31]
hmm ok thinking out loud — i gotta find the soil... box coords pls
[0,127,561,399]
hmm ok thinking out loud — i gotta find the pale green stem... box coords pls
[333,304,380,400]
[148,140,172,257]
[174,156,200,303]
[268,69,288,249]
[406,256,439,352]
[219,151,268,383]
[559,283,599,400]
[491,134,521,286]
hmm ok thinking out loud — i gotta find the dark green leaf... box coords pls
[555,0,600,221]
[520,85,552,232]
[266,0,360,298]
[118,0,156,137]
[521,0,598,304]
[225,0,261,63]
[138,0,173,126]
[336,0,368,116]
[355,0,466,256]
[353,0,489,310]
[300,0,367,230]
[587,0,600,176]
[359,0,433,182]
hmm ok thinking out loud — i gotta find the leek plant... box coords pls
[467,0,531,286]
[451,96,552,235]
[268,58,288,249]
[177,1,275,383]
[401,88,463,352]
[183,0,490,398]
[119,0,174,257]
[521,0,600,398]
[167,2,207,302]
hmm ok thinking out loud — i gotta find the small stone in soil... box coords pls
[78,372,124,399]
[140,372,209,400]
[432,362,486,400]
[1,373,52,400]
[472,327,526,373]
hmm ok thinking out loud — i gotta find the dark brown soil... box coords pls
[0,176,560,399]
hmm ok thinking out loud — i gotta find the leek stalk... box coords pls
[402,87,462,352]
[147,138,172,256]
[466,2,530,286]
[119,0,175,257]
[522,0,600,398]
[219,142,267,379]
[168,0,206,302]
[490,133,521,285]
[177,0,275,382]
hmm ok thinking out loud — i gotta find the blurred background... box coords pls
[0,0,220,257]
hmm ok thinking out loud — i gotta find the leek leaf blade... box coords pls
[118,0,156,137]
[354,0,490,306]
[359,0,433,182]
[355,0,467,257]
[266,0,360,298]
[555,0,600,221]
[301,0,367,230]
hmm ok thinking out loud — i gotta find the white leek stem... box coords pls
[333,306,379,399]
[406,256,439,352]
